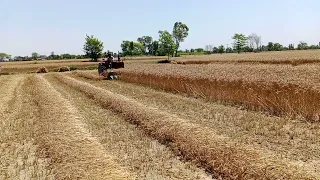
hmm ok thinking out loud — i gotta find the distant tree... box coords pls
[32,52,39,60]
[212,47,219,54]
[248,33,261,51]
[273,43,283,51]
[267,42,274,51]
[83,34,104,61]
[150,40,159,56]
[288,44,295,50]
[129,41,134,55]
[218,45,225,54]
[247,35,255,50]
[121,41,131,56]
[172,22,189,57]
[132,42,145,56]
[297,41,308,50]
[0,53,8,58]
[226,47,233,53]
[243,46,251,53]
[204,45,213,54]
[205,45,210,52]
[137,36,153,55]
[310,45,318,49]
[158,30,176,60]
[232,33,247,53]
[190,48,195,53]
[195,48,204,52]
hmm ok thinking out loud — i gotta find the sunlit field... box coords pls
[1,50,320,179]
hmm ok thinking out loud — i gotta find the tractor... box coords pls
[98,53,124,80]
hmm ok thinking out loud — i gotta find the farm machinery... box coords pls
[98,53,124,80]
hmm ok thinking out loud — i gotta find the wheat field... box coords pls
[1,50,320,179]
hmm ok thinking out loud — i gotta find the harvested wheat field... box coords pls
[1,52,320,179]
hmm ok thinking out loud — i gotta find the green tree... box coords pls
[232,33,247,53]
[297,41,308,50]
[32,52,39,60]
[195,48,204,52]
[158,30,176,60]
[218,45,225,54]
[267,42,274,51]
[149,40,159,56]
[129,41,134,55]
[120,40,131,56]
[120,41,144,56]
[137,36,153,55]
[172,22,189,57]
[273,43,283,51]
[83,34,104,61]
[0,53,8,58]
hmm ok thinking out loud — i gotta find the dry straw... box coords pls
[27,74,133,179]
[54,74,316,180]
[58,66,70,72]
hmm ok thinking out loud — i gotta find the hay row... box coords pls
[72,70,104,80]
[54,74,316,180]
[45,74,212,179]
[0,75,54,179]
[27,75,132,179]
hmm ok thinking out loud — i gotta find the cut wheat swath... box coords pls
[54,73,317,180]
[27,74,134,179]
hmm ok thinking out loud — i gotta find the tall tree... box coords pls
[83,34,104,61]
[172,22,189,57]
[232,33,247,53]
[158,30,176,60]
[137,36,153,55]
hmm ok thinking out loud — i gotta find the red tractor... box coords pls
[98,53,124,80]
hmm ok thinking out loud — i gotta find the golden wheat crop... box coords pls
[174,50,320,64]
[70,72,320,175]
[53,73,317,179]
[111,63,320,121]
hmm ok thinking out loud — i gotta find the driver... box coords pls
[106,53,114,69]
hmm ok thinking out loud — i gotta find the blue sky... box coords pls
[1,0,319,56]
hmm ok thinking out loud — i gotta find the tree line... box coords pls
[119,22,189,60]
[200,33,320,55]
[2,25,320,61]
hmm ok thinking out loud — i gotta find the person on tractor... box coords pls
[98,54,114,76]
[106,53,114,69]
